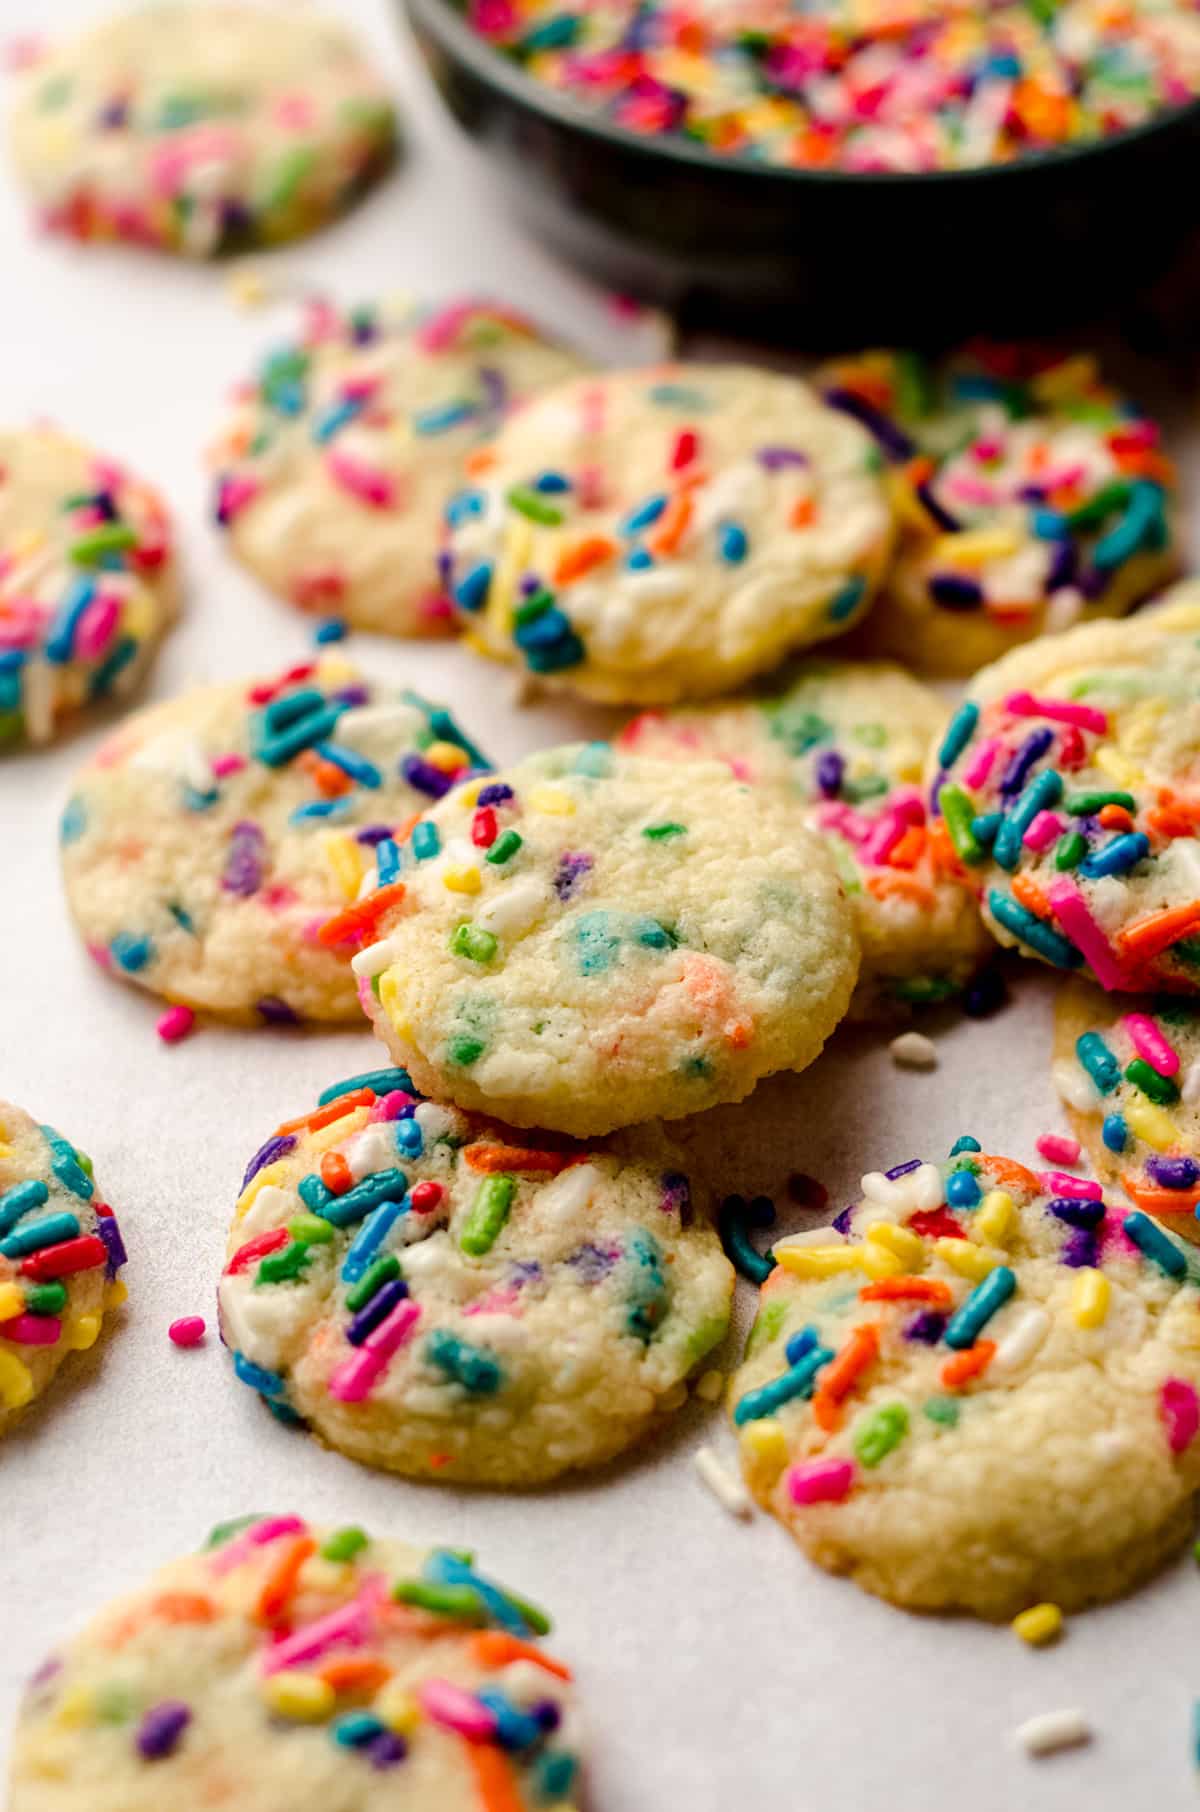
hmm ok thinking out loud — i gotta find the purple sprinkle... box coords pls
[506,1259,542,1286]
[1061,1228,1097,1268]
[821,388,915,463]
[964,964,1008,1018]
[1048,1196,1105,1230]
[479,366,508,412]
[1046,542,1077,591]
[885,1158,922,1180]
[137,1702,191,1760]
[331,684,370,707]
[1146,1155,1200,1190]
[256,996,300,1026]
[29,1656,62,1691]
[756,445,812,471]
[220,199,252,237]
[1077,563,1111,602]
[518,573,542,597]
[660,1171,692,1223]
[401,754,453,798]
[1016,483,1048,505]
[568,1242,620,1282]
[95,1212,127,1277]
[346,1278,409,1346]
[366,1731,408,1769]
[242,1132,295,1189]
[354,824,393,845]
[97,100,129,128]
[815,750,844,798]
[904,1310,946,1343]
[554,851,593,900]
[831,1205,855,1234]
[437,550,453,584]
[477,783,514,808]
[916,479,960,533]
[929,769,947,816]
[533,1699,561,1732]
[999,727,1054,797]
[928,573,983,611]
[222,820,266,896]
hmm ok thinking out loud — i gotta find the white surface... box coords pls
[3,4,1200,1809]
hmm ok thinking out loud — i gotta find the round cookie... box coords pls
[219,1068,732,1483]
[444,363,894,704]
[0,1101,128,1432]
[211,298,588,637]
[731,1143,1200,1617]
[60,659,489,1024]
[350,743,861,1136]
[9,3,395,257]
[931,611,1200,993]
[817,347,1178,677]
[0,425,177,748]
[1054,979,1200,1239]
[10,1512,583,1812]
[619,659,989,1016]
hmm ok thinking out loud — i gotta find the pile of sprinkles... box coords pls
[469,0,1200,172]
[0,426,176,748]
[11,1514,582,1807]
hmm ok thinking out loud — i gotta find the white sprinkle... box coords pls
[1053,1058,1099,1113]
[1181,1061,1200,1108]
[889,1031,938,1070]
[476,876,551,939]
[910,1162,946,1211]
[351,934,402,979]
[1014,1709,1093,1757]
[694,1445,752,1519]
[773,1225,846,1251]
[988,1306,1049,1379]
[537,1163,602,1226]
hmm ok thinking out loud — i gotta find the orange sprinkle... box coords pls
[1010,871,1052,918]
[466,1741,526,1812]
[317,880,406,949]
[318,1656,393,1697]
[887,824,926,869]
[1120,1171,1200,1216]
[978,1153,1040,1195]
[1112,446,1175,484]
[789,495,816,529]
[940,1341,996,1390]
[1146,804,1195,841]
[299,749,354,798]
[904,455,935,488]
[926,816,965,878]
[725,1018,753,1049]
[320,1150,354,1195]
[865,870,933,905]
[464,448,497,476]
[150,1592,220,1624]
[553,535,617,586]
[1116,899,1200,962]
[463,1142,575,1175]
[275,1088,374,1138]
[812,1324,879,1431]
[469,1631,573,1682]
[1097,803,1134,832]
[648,492,692,556]
[255,1534,316,1624]
[860,1277,953,1307]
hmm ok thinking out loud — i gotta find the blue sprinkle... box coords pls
[232,1351,287,1398]
[314,742,381,788]
[733,1343,832,1423]
[524,630,585,673]
[971,811,1002,847]
[1032,508,1068,540]
[452,562,492,613]
[625,546,655,570]
[993,768,1063,871]
[317,1069,413,1106]
[475,1688,544,1753]
[289,798,354,823]
[988,889,1082,969]
[423,1549,535,1637]
[445,488,485,529]
[43,577,98,663]
[943,1265,1016,1349]
[394,1119,424,1159]
[425,1327,503,1394]
[311,397,364,444]
[938,702,979,770]
[341,1197,409,1284]
[332,1712,387,1748]
[414,400,477,435]
[717,520,748,563]
[110,931,154,973]
[298,1174,334,1213]
[411,821,441,861]
[718,1194,776,1284]
[0,1180,49,1236]
[0,1211,80,1260]
[317,1169,409,1230]
[949,1135,981,1156]
[1123,1210,1187,1278]
[1078,832,1150,879]
[1102,1112,1128,1153]
[60,796,87,843]
[784,1325,818,1366]
[40,1127,93,1199]
[313,617,346,645]
[945,1170,981,1209]
[532,470,571,492]
[513,605,574,653]
[620,494,667,535]
[376,837,401,884]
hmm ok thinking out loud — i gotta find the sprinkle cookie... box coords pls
[931,611,1200,993]
[350,743,860,1136]
[0,426,177,748]
[619,659,988,1015]
[0,1101,127,1431]
[445,364,893,703]
[9,3,395,257]
[731,1143,1200,1617]
[1054,979,1200,1239]
[59,660,489,1024]
[211,298,588,637]
[817,347,1177,676]
[10,1513,582,1810]
[220,1070,732,1482]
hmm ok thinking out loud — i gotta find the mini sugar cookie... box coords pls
[9,4,395,256]
[60,660,489,1024]
[211,298,588,637]
[350,743,860,1136]
[0,426,177,748]
[10,1512,583,1811]
[731,1143,1200,1617]
[220,1068,732,1482]
[931,611,1200,993]
[817,348,1178,677]
[0,1101,128,1432]
[444,363,894,703]
[1054,979,1200,1239]
[619,659,989,1016]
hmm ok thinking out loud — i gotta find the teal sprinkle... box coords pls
[1076,1030,1121,1095]
[624,1228,668,1339]
[60,797,87,844]
[39,1127,94,1201]
[574,910,621,975]
[412,821,441,861]
[572,741,612,777]
[632,916,676,949]
[425,1328,503,1394]
[110,931,154,973]
[828,576,866,622]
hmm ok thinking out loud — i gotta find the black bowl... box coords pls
[402,0,1200,346]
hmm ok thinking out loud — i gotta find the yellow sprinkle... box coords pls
[1030,355,1096,402]
[321,830,366,903]
[442,864,482,894]
[866,1222,926,1269]
[528,784,575,816]
[119,592,154,640]
[1118,698,1165,760]
[373,1683,421,1735]
[695,1368,725,1402]
[775,1244,867,1279]
[424,739,469,774]
[1071,1268,1110,1329]
[236,1160,289,1217]
[0,1282,25,1322]
[462,631,493,657]
[0,1349,34,1408]
[65,1313,102,1351]
[885,470,942,536]
[974,1189,1015,1246]
[457,781,483,810]
[378,970,410,1037]
[226,263,271,309]
[929,526,1022,567]
[1011,1602,1063,1646]
[315,655,357,687]
[299,1558,353,1596]
[52,1685,95,1730]
[1093,743,1142,787]
[308,1107,369,1155]
[485,517,534,636]
[934,1238,1004,1282]
[1125,1098,1180,1152]
[861,1242,904,1280]
[261,1673,336,1722]
[738,1417,788,1480]
[105,1278,129,1310]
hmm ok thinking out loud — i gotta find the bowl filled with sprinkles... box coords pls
[403,0,1200,335]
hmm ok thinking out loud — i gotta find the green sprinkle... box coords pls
[486,829,522,865]
[841,774,889,804]
[205,1513,265,1549]
[256,1241,312,1286]
[24,1282,67,1316]
[1054,830,1086,871]
[320,1526,369,1563]
[642,822,686,840]
[289,1213,335,1245]
[939,784,984,865]
[853,1403,909,1467]
[447,1034,485,1067]
[1064,790,1136,815]
[94,1685,137,1724]
[344,1254,400,1313]
[69,523,138,565]
[460,1174,516,1255]
[506,485,564,525]
[1065,478,1130,530]
[392,1580,488,1622]
[262,145,317,211]
[512,588,555,627]
[922,1397,959,1427]
[1126,1057,1179,1105]
[449,923,499,964]
[745,1298,788,1357]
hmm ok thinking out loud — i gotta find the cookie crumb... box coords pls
[1014,1709,1092,1757]
[694,1444,751,1519]
[1011,1603,1063,1647]
[695,1368,725,1402]
[889,1031,937,1070]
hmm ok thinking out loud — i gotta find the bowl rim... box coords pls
[404,0,1200,190]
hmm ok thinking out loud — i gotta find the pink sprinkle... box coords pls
[463,1285,521,1317]
[87,943,113,970]
[0,1313,61,1347]
[156,1005,196,1045]
[211,753,247,779]
[218,475,261,522]
[1004,690,1108,735]
[328,1300,421,1403]
[1047,879,1129,992]
[861,789,924,865]
[261,1578,385,1675]
[787,1456,856,1506]
[326,451,397,510]
[963,738,1000,790]
[73,593,120,661]
[273,93,316,130]
[814,802,872,845]
[419,588,455,624]
[1122,1012,1179,1078]
[1036,1134,1081,1166]
[944,474,998,507]
[413,301,480,355]
[0,602,47,650]
[1039,1171,1102,1201]
[150,125,241,197]
[168,1315,206,1347]
[1023,810,1064,854]
[417,1679,498,1741]
[370,1090,417,1122]
[1161,1379,1199,1454]
[210,1514,308,1578]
